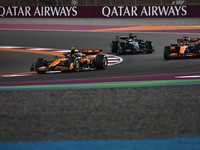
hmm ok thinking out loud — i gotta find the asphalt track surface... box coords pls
[1,30,200,83]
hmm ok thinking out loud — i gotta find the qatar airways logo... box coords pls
[0,6,77,17]
[0,5,191,18]
[102,6,187,17]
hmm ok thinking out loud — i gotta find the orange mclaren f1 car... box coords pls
[164,36,200,60]
[30,48,108,74]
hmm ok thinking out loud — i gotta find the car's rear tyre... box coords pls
[145,41,153,53]
[164,46,171,60]
[35,58,47,74]
[95,55,108,70]
[194,44,200,54]
[110,41,118,53]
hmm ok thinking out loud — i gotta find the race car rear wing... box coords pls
[80,49,102,54]
[178,38,200,42]
[116,36,128,40]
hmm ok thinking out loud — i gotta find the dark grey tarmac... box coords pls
[0,30,200,83]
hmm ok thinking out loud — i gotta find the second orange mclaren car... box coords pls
[164,36,200,60]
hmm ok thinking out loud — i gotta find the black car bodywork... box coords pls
[110,34,154,54]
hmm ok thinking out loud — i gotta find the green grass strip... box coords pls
[1,79,200,91]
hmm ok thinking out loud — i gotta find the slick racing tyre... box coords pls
[145,41,153,53]
[194,44,200,55]
[164,46,171,60]
[118,42,126,54]
[95,55,108,70]
[110,41,118,53]
[35,58,47,74]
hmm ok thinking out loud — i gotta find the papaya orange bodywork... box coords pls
[55,66,69,70]
[80,49,100,53]
[37,66,47,70]
[70,63,74,69]
[49,58,66,67]
[86,56,95,60]
[188,38,198,42]
[186,53,198,56]
[180,46,188,54]
[179,39,185,41]
[79,58,92,65]
[168,53,178,57]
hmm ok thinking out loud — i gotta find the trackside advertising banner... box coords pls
[0,5,199,18]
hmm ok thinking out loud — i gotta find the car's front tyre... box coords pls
[35,58,47,74]
[110,41,118,53]
[164,46,171,60]
[95,55,108,70]
[145,41,154,53]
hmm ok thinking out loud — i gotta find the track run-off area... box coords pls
[0,23,200,150]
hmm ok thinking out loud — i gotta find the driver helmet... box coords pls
[129,34,134,39]
[129,34,137,39]
[70,46,77,54]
